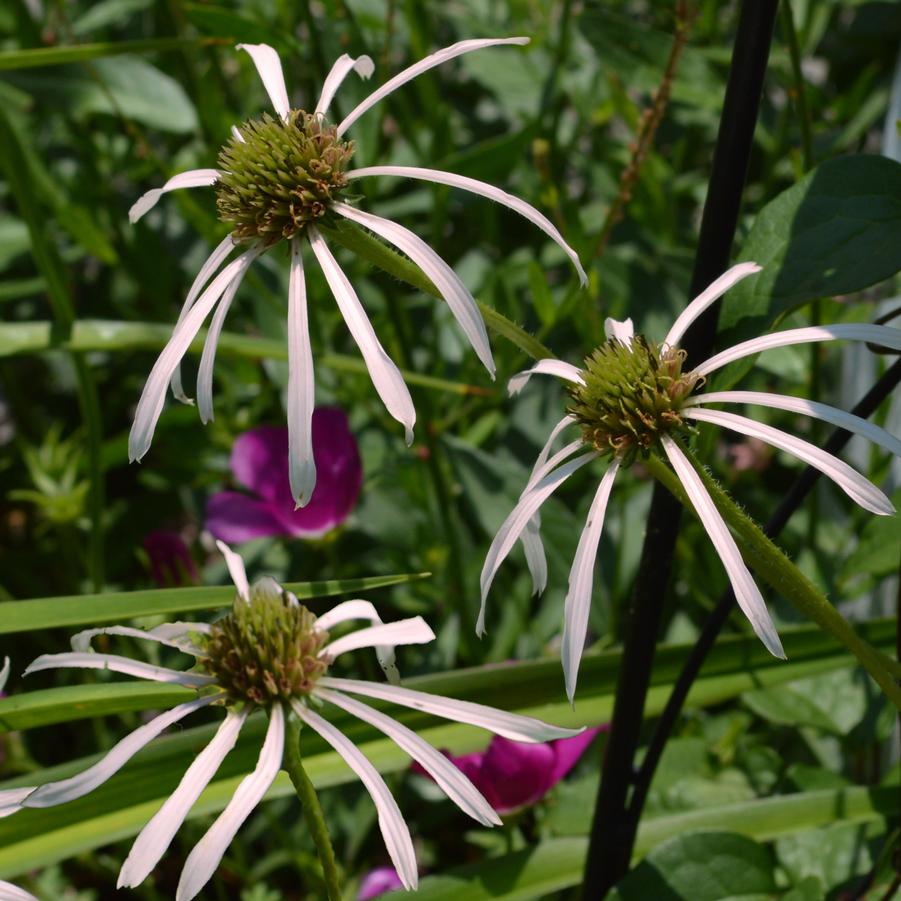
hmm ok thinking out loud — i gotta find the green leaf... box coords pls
[721,155,901,343]
[776,822,875,894]
[0,38,221,71]
[840,487,901,583]
[609,832,777,900]
[70,0,155,36]
[0,571,429,635]
[6,56,198,132]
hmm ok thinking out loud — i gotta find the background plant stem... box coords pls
[581,2,779,895]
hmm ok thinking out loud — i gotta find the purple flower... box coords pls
[416,728,601,815]
[205,408,362,542]
[357,866,404,900]
[143,531,199,588]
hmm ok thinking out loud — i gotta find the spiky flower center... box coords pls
[215,110,354,243]
[567,336,700,461]
[199,578,329,705]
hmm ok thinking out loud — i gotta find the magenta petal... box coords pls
[143,530,199,588]
[357,866,404,900]
[271,407,363,537]
[549,728,602,784]
[478,737,558,814]
[205,491,290,543]
[229,425,294,505]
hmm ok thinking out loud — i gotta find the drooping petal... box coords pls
[521,516,547,596]
[347,164,587,285]
[318,677,583,742]
[313,599,399,683]
[684,407,894,515]
[508,359,585,396]
[696,323,901,378]
[687,390,901,460]
[291,700,418,890]
[660,435,785,658]
[334,201,495,376]
[237,43,290,119]
[0,786,34,819]
[70,622,210,656]
[308,228,415,443]
[548,728,604,783]
[315,53,375,116]
[197,252,253,423]
[129,169,220,224]
[663,262,762,348]
[479,451,597,634]
[171,235,235,403]
[526,416,577,489]
[286,237,317,506]
[0,879,38,900]
[215,539,250,601]
[337,38,529,137]
[604,318,634,345]
[0,657,9,692]
[25,695,218,809]
[177,705,284,901]
[561,458,621,702]
[315,687,501,826]
[118,708,248,888]
[320,617,434,661]
[128,247,261,463]
[23,652,215,686]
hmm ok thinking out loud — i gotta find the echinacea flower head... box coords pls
[0,543,579,898]
[205,409,362,543]
[128,38,586,508]
[480,262,901,700]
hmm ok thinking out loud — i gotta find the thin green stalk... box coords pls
[282,714,342,901]
[643,452,901,708]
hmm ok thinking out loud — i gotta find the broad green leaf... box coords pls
[0,320,489,396]
[776,822,875,894]
[720,155,901,343]
[6,57,198,133]
[0,571,429,635]
[0,38,220,71]
[609,832,777,900]
[0,620,894,875]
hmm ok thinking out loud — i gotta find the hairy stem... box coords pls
[283,716,342,901]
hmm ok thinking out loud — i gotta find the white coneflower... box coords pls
[479,262,901,700]
[128,39,586,507]
[0,543,578,899]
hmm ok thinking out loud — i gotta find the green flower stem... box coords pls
[283,715,342,901]
[643,451,901,709]
[318,220,553,361]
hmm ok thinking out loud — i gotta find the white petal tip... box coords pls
[128,190,162,223]
[355,55,375,78]
[404,426,415,446]
[510,36,530,45]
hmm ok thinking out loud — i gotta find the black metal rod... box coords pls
[581,2,779,895]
